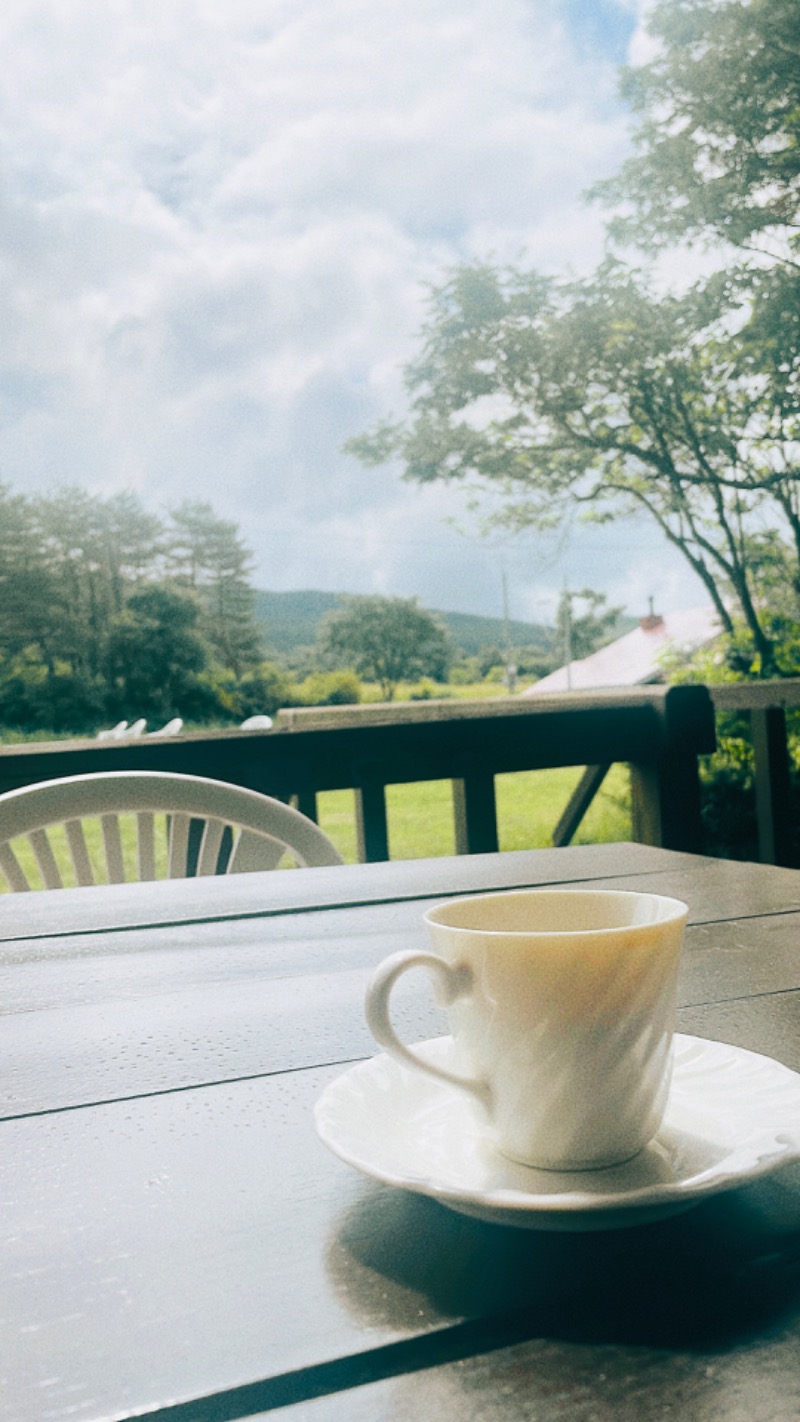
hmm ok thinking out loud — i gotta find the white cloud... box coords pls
[626,0,663,66]
[0,0,690,624]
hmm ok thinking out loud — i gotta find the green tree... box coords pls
[349,259,797,671]
[234,663,296,717]
[99,492,165,610]
[167,501,262,676]
[105,584,210,720]
[0,482,268,731]
[347,0,800,677]
[593,0,800,262]
[295,670,363,706]
[29,487,164,681]
[319,595,452,699]
[0,484,169,728]
[594,0,800,459]
[0,485,60,663]
[32,489,115,681]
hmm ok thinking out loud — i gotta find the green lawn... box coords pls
[357,679,535,703]
[315,764,631,864]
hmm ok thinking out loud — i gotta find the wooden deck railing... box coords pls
[708,678,800,868]
[0,685,716,862]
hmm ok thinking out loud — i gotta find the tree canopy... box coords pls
[595,0,800,438]
[168,500,262,678]
[594,0,800,260]
[319,595,452,699]
[347,0,800,676]
[0,485,266,731]
[349,259,798,669]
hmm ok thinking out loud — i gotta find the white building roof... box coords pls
[525,605,722,695]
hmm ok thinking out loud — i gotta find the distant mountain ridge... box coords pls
[254,589,555,659]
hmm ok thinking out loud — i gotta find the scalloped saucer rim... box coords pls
[314,1034,800,1231]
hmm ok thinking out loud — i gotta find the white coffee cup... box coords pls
[365,888,688,1171]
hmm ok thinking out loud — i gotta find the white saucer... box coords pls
[314,1035,800,1231]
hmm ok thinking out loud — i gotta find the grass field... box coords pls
[314,763,631,864]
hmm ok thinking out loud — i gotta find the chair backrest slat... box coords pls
[136,812,157,881]
[101,814,125,883]
[196,818,225,876]
[167,812,191,877]
[229,829,286,873]
[65,819,96,886]
[0,842,32,892]
[30,829,65,890]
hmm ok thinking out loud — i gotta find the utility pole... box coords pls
[562,583,573,690]
[501,568,517,693]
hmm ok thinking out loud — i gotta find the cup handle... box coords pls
[365,950,490,1108]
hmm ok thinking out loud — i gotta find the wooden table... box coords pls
[3,842,800,1422]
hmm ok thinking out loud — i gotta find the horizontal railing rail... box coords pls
[0,685,716,863]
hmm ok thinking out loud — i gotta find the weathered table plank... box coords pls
[4,892,800,1119]
[0,842,712,941]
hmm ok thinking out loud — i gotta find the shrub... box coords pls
[409,678,451,700]
[295,670,362,706]
[0,654,105,734]
[449,659,481,684]
[235,663,296,717]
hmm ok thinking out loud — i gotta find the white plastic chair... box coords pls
[96,719,151,741]
[96,721,130,741]
[0,771,343,891]
[150,718,183,737]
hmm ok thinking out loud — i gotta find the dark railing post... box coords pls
[355,783,390,862]
[707,680,800,868]
[629,763,661,848]
[630,685,715,853]
[293,791,319,824]
[452,774,499,855]
[750,706,794,867]
[630,755,707,853]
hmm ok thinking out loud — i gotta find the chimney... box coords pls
[640,597,664,633]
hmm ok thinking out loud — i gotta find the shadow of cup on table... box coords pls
[324,1164,800,1352]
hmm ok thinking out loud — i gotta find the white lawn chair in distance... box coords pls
[95,718,147,740]
[149,718,183,737]
[0,770,343,891]
[96,717,183,741]
[96,721,130,741]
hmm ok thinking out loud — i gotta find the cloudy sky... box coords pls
[0,0,707,628]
